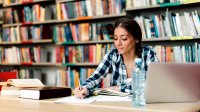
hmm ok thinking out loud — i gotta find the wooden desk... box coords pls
[0,95,200,112]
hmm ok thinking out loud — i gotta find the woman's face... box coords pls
[114,27,136,54]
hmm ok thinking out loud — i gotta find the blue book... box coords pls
[64,25,73,42]
[70,70,74,88]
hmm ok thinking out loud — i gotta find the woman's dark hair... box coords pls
[114,16,142,57]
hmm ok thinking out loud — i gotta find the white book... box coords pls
[158,15,165,37]
[162,46,166,62]
[188,13,198,36]
[181,46,186,63]
[55,70,61,86]
[175,13,183,36]
[10,27,15,42]
[16,26,21,42]
[1,86,21,96]
[194,42,198,63]
[132,0,146,7]
[85,0,93,16]
[174,46,183,63]
[95,0,103,16]
[144,17,151,38]
[153,45,162,62]
[179,13,190,36]
[134,16,146,39]
[12,46,17,63]
[165,11,173,37]
[151,0,158,6]
[126,0,132,9]
[184,12,197,36]
[192,11,200,35]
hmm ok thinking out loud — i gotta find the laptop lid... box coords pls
[145,63,200,103]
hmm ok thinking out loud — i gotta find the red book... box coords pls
[0,72,17,91]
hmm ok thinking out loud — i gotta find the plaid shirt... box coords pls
[82,46,159,95]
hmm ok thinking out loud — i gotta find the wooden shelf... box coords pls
[3,23,21,27]
[0,39,53,45]
[33,20,57,25]
[126,1,200,11]
[32,39,53,43]
[142,36,200,42]
[3,13,125,27]
[0,41,21,45]
[126,5,160,11]
[3,20,57,27]
[3,14,125,27]
[0,63,21,66]
[32,62,62,66]
[56,36,200,46]
[3,0,54,7]
[57,13,126,23]
[63,63,99,67]
[0,62,62,67]
[57,40,114,45]
[56,0,75,3]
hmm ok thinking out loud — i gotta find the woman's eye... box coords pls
[122,38,127,41]
[114,37,118,40]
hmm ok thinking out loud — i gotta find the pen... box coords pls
[78,78,84,99]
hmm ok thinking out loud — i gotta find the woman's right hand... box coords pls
[74,86,88,99]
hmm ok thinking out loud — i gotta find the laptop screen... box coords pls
[145,62,200,103]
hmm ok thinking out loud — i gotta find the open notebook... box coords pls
[93,89,130,97]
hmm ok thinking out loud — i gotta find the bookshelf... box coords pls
[54,0,126,88]
[0,0,64,86]
[126,0,200,63]
[1,0,200,88]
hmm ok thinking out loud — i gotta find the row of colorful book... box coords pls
[54,22,114,43]
[152,43,200,63]
[2,25,52,42]
[57,0,126,20]
[3,4,55,24]
[135,10,200,39]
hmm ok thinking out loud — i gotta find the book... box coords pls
[0,79,44,88]
[1,86,21,95]
[93,89,130,97]
[20,86,72,100]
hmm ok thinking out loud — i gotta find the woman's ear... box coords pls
[135,40,139,43]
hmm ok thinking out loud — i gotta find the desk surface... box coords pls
[0,95,200,112]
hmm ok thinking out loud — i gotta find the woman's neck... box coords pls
[122,49,136,63]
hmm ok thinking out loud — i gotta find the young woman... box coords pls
[74,16,159,99]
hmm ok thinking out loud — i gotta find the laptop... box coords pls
[145,62,200,103]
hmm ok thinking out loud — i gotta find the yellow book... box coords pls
[56,3,61,20]
[96,44,102,63]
